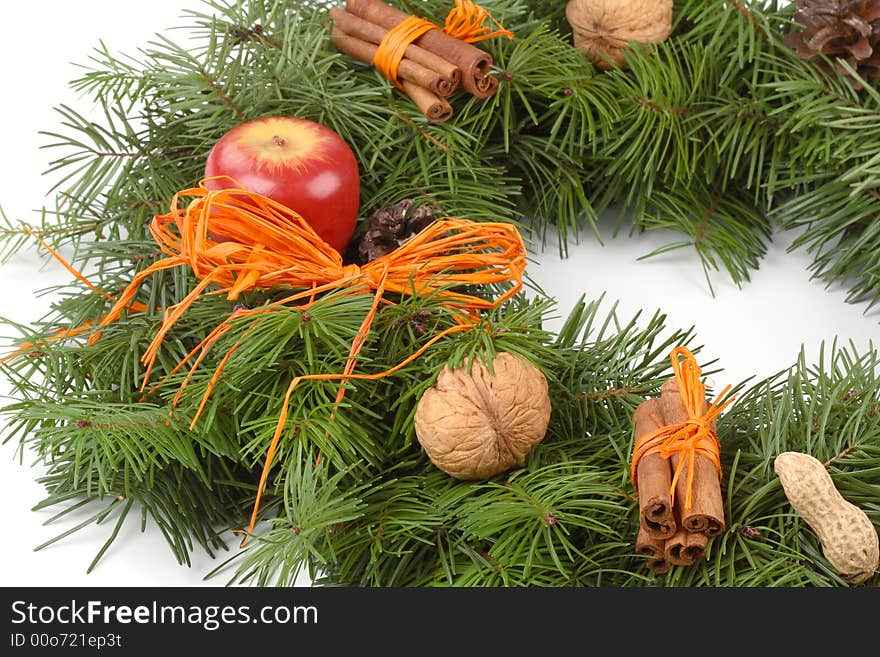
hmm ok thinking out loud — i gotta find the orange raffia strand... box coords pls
[85,178,526,545]
[0,228,148,363]
[238,319,473,545]
[443,0,514,43]
[372,15,436,89]
[629,346,736,511]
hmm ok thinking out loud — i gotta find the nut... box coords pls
[413,352,552,480]
[565,0,674,70]
[774,451,879,584]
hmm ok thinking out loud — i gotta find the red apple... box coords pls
[203,116,361,254]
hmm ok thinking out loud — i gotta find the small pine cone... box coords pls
[352,199,436,264]
[784,0,880,88]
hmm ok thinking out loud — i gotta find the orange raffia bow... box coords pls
[630,346,735,511]
[84,177,526,544]
[443,0,514,43]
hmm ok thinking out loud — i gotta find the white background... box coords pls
[1,1,876,588]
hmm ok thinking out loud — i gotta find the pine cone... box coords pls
[784,0,880,88]
[350,199,436,265]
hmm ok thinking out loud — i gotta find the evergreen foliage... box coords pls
[1,0,878,586]
[3,1,880,301]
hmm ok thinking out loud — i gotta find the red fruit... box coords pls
[204,116,361,254]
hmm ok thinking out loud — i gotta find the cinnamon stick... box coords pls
[329,6,462,96]
[330,27,455,98]
[636,526,670,575]
[659,379,726,537]
[400,80,453,124]
[664,526,709,567]
[633,397,676,540]
[345,0,499,98]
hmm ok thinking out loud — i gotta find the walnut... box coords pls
[565,0,674,70]
[413,352,552,480]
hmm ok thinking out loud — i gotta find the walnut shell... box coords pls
[414,352,551,480]
[565,0,674,70]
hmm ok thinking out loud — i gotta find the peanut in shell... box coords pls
[774,451,879,584]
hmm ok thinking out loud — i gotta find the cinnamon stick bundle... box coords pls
[329,6,462,95]
[629,354,728,573]
[345,0,499,98]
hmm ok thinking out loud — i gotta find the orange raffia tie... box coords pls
[371,2,513,88]
[629,346,736,512]
[372,15,436,89]
[442,0,514,43]
[84,177,526,545]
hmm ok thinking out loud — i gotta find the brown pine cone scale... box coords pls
[784,0,880,88]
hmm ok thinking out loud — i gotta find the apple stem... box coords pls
[272,135,286,147]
